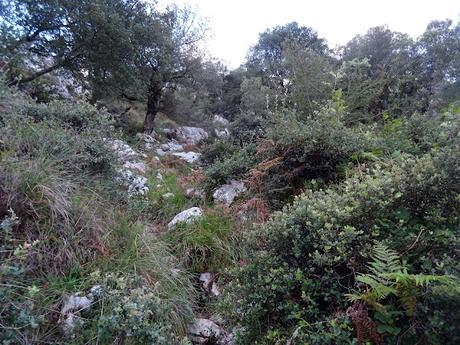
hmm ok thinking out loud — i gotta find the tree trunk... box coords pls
[143,70,163,134]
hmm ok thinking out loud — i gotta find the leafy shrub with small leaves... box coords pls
[221,148,460,344]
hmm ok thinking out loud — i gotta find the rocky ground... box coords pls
[63,118,244,344]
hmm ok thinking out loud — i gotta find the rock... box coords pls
[174,126,208,145]
[213,114,229,126]
[156,140,184,156]
[168,207,203,229]
[162,192,174,199]
[60,285,102,336]
[172,151,201,164]
[136,133,158,150]
[108,139,146,162]
[188,318,222,344]
[200,272,220,297]
[160,140,184,152]
[214,128,230,138]
[186,187,205,199]
[123,161,147,174]
[118,169,149,196]
[213,180,246,206]
[218,332,236,345]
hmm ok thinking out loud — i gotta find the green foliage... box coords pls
[0,86,195,343]
[94,272,192,344]
[163,209,239,272]
[347,243,459,316]
[221,148,460,344]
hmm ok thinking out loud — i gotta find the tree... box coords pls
[417,19,460,111]
[0,0,208,132]
[246,22,329,89]
[283,43,334,115]
[1,0,146,91]
[340,26,425,118]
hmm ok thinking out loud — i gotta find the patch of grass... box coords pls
[163,209,240,272]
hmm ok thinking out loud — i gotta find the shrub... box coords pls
[222,150,460,344]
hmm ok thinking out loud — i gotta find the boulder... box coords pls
[188,318,222,344]
[136,133,158,150]
[168,207,203,229]
[118,169,149,196]
[172,151,201,164]
[174,126,208,145]
[213,180,246,206]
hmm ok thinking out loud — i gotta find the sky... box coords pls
[158,0,460,69]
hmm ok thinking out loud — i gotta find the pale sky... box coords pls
[159,0,460,69]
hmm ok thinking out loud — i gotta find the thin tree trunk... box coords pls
[143,70,163,134]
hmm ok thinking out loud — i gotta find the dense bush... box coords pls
[222,147,460,344]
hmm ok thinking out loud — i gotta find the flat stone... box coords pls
[168,207,203,229]
[188,318,222,343]
[213,180,246,206]
[172,151,201,164]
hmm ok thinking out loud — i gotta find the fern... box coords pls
[347,242,459,316]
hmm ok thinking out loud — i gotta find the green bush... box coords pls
[222,150,460,344]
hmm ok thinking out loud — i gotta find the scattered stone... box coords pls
[214,128,230,138]
[186,187,205,199]
[172,151,201,164]
[174,126,208,145]
[168,207,203,229]
[136,133,158,150]
[212,114,229,126]
[188,318,222,344]
[108,139,146,162]
[213,180,247,206]
[123,161,147,174]
[160,140,184,152]
[200,272,220,297]
[118,169,149,196]
[60,285,102,336]
[162,192,174,199]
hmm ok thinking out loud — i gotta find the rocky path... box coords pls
[107,122,244,344]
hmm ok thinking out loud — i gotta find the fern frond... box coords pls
[367,242,402,278]
[356,274,396,300]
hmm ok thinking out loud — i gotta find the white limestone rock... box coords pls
[60,285,102,336]
[214,128,230,138]
[108,139,146,162]
[186,187,205,199]
[174,126,208,145]
[172,151,201,164]
[168,207,203,229]
[123,161,147,174]
[213,180,247,206]
[199,272,220,297]
[188,318,222,344]
[118,169,149,196]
